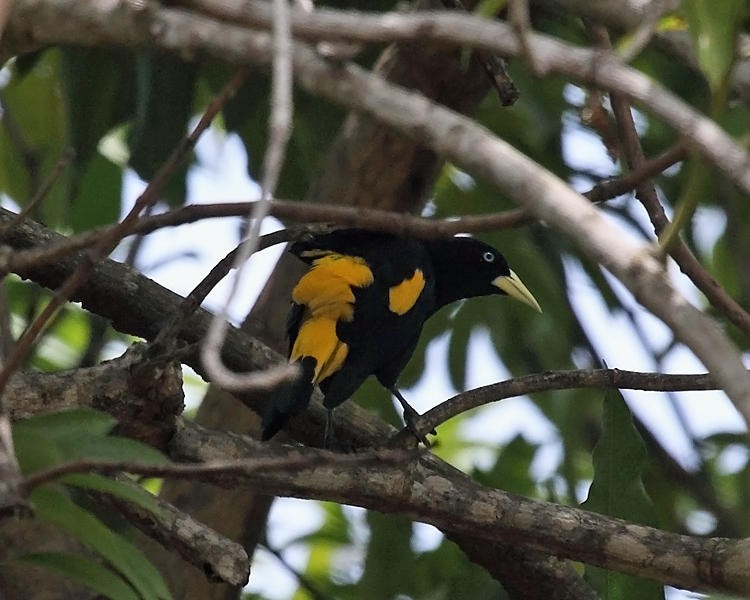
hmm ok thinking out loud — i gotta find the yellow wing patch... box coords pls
[389,269,425,315]
[292,254,374,321]
[290,253,373,383]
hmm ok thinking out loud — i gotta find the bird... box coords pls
[261,228,541,446]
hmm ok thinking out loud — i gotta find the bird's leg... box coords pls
[390,387,436,446]
[324,408,337,450]
[323,408,356,452]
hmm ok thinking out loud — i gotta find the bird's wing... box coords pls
[263,249,376,439]
[289,251,374,384]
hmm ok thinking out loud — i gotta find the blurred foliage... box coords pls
[581,391,661,600]
[11,409,169,600]
[2,1,750,599]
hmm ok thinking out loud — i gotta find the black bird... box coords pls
[261,229,541,445]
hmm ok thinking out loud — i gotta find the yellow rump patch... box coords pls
[291,317,349,383]
[389,269,425,315]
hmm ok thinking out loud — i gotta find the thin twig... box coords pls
[133,143,685,236]
[508,0,538,76]
[440,0,519,105]
[201,0,296,393]
[153,227,328,350]
[263,543,330,600]
[0,147,75,236]
[588,23,750,336]
[0,69,247,397]
[403,367,725,443]
[20,447,415,494]
[615,0,674,64]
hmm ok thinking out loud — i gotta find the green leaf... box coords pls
[18,553,140,600]
[683,0,743,92]
[61,473,162,515]
[355,512,416,600]
[62,47,137,167]
[32,486,172,600]
[0,48,69,225]
[13,408,117,440]
[475,434,538,496]
[56,433,167,466]
[13,408,167,470]
[71,153,123,232]
[13,428,66,475]
[13,409,117,474]
[129,53,197,206]
[474,0,507,19]
[582,391,662,600]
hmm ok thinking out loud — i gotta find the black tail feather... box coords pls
[261,357,316,440]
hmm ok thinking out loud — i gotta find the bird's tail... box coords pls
[261,356,316,440]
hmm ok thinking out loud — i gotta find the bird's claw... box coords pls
[401,404,435,447]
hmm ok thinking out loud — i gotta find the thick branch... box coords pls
[6,344,184,449]
[4,205,748,596]
[7,2,748,419]
[134,15,750,425]
[169,419,750,596]
[21,413,748,595]
[92,478,251,587]
[4,2,750,196]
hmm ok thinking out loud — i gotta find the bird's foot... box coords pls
[401,403,435,447]
[390,387,435,446]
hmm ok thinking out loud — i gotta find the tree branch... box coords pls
[166,1,750,194]
[6,343,184,449]
[592,23,750,335]
[20,446,414,494]
[5,2,750,195]
[21,409,749,595]
[129,140,687,237]
[5,206,748,595]
[169,418,750,596]
[407,367,726,442]
[92,477,251,587]
[9,2,747,421]
[142,15,750,426]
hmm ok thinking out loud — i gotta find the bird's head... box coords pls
[427,236,542,313]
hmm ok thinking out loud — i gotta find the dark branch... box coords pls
[405,367,723,443]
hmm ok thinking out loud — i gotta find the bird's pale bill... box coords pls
[493,270,542,313]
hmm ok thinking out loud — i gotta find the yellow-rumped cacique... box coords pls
[261,228,541,446]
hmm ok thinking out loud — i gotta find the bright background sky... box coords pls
[112,94,748,599]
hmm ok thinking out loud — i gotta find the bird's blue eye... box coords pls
[483,251,495,263]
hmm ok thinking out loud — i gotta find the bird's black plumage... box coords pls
[261,229,540,444]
